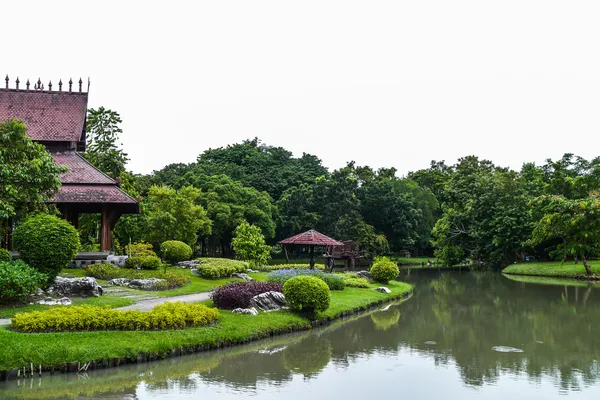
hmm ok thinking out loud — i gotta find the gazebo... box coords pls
[278,229,343,269]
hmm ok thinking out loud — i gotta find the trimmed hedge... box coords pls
[343,277,370,288]
[210,281,284,310]
[12,302,219,332]
[125,255,162,270]
[86,263,189,289]
[13,214,80,282]
[283,276,330,314]
[266,268,345,290]
[160,240,193,264]
[370,257,399,284]
[0,261,47,302]
[258,264,324,272]
[194,258,248,279]
[0,248,11,262]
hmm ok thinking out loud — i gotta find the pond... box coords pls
[1,272,600,399]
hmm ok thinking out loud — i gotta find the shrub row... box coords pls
[343,277,370,288]
[370,257,400,283]
[86,263,190,289]
[210,281,284,310]
[0,261,47,302]
[12,302,219,332]
[283,276,330,314]
[257,264,324,272]
[125,255,162,270]
[194,258,248,279]
[266,268,345,290]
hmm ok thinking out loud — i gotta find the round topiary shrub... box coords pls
[0,248,11,262]
[370,257,399,284]
[13,214,80,282]
[283,276,330,315]
[160,240,193,264]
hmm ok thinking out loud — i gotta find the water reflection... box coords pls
[2,272,600,399]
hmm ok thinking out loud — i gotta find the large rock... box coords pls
[109,278,131,286]
[356,271,372,281]
[106,255,128,268]
[176,260,201,269]
[374,286,392,294]
[36,297,72,306]
[47,277,103,297]
[233,273,253,281]
[232,307,259,316]
[128,278,166,290]
[249,291,286,311]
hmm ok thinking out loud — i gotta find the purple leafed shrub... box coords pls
[211,281,284,310]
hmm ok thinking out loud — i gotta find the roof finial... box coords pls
[48,80,52,91]
[5,75,8,89]
[87,77,90,92]
[78,78,82,93]
[15,77,19,90]
[26,79,31,90]
[59,79,63,92]
[34,78,44,91]
[68,78,72,92]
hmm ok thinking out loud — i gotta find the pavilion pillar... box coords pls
[100,206,122,252]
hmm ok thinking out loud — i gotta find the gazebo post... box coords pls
[309,245,315,269]
[284,244,289,264]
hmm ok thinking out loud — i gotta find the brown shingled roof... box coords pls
[52,185,138,204]
[0,89,87,142]
[51,152,115,185]
[279,229,343,246]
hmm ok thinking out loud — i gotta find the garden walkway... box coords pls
[0,292,212,326]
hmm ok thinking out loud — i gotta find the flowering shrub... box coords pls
[266,269,345,290]
[211,281,283,309]
[12,302,219,332]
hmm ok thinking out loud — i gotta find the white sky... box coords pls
[3,1,600,175]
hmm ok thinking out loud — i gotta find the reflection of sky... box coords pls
[136,349,600,400]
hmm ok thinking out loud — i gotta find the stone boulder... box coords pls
[106,255,128,268]
[36,297,72,306]
[232,307,259,316]
[176,260,201,269]
[128,278,166,291]
[356,271,372,281]
[249,291,286,311]
[233,273,253,281]
[47,277,103,297]
[374,286,392,294]
[109,278,131,286]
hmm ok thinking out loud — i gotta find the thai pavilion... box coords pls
[0,76,140,251]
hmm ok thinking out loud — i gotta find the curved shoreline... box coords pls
[0,284,413,381]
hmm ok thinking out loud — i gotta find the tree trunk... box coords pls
[582,255,593,276]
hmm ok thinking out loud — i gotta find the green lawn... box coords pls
[502,260,600,278]
[393,257,436,265]
[0,280,412,371]
[502,273,593,287]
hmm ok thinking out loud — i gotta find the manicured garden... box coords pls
[502,260,600,279]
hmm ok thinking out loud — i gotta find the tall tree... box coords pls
[84,107,129,179]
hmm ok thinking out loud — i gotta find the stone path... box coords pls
[0,291,212,325]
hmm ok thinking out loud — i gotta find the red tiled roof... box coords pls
[52,185,138,204]
[51,152,115,185]
[279,229,344,246]
[0,89,87,142]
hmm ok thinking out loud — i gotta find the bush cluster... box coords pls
[13,214,80,282]
[0,261,47,302]
[0,248,12,262]
[343,277,370,288]
[86,263,189,289]
[125,255,162,270]
[257,264,324,272]
[370,257,399,284]
[266,268,345,290]
[194,258,248,279]
[210,281,284,310]
[283,276,330,314]
[160,240,193,264]
[12,302,219,332]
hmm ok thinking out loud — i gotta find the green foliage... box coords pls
[370,257,399,283]
[160,240,193,264]
[319,273,346,290]
[13,214,80,282]
[194,258,248,279]
[343,277,370,288]
[231,221,271,267]
[125,242,156,257]
[257,263,323,272]
[84,107,129,179]
[283,276,331,314]
[124,255,162,270]
[143,185,212,247]
[86,263,189,289]
[0,248,11,262]
[12,302,219,332]
[0,261,47,302]
[0,119,65,220]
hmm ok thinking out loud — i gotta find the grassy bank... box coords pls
[502,273,594,287]
[0,281,412,372]
[502,261,600,279]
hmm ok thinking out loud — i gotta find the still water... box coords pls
[2,272,600,399]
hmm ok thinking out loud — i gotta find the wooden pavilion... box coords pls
[0,76,140,251]
[279,229,343,269]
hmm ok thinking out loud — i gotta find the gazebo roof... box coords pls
[278,229,343,246]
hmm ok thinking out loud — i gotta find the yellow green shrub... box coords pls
[12,302,219,333]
